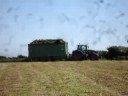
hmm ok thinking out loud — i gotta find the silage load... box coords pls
[30,39,65,44]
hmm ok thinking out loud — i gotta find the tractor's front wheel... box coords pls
[88,53,99,60]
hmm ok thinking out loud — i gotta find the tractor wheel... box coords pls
[89,53,98,60]
[72,50,83,61]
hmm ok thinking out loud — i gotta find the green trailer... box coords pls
[28,39,69,61]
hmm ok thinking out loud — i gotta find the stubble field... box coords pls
[0,61,128,96]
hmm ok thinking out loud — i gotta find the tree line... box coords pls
[99,46,128,60]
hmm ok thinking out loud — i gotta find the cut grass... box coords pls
[0,61,128,96]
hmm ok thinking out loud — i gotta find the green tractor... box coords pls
[72,44,99,60]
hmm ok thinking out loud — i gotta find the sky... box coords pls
[0,0,128,57]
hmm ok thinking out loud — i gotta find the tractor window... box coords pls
[78,45,87,51]
[82,46,86,51]
[78,45,82,50]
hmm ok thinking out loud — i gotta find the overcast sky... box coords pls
[0,0,128,57]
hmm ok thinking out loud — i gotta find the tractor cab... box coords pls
[77,44,88,53]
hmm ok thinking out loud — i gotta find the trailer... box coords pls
[28,39,69,61]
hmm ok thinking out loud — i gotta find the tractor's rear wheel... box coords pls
[72,50,83,61]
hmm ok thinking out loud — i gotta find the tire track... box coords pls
[0,64,19,96]
[14,64,38,96]
[0,61,127,96]
[29,63,120,96]
[74,62,128,96]
[29,63,55,96]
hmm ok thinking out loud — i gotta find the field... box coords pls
[0,61,128,96]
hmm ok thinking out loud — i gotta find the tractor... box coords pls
[71,44,99,60]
